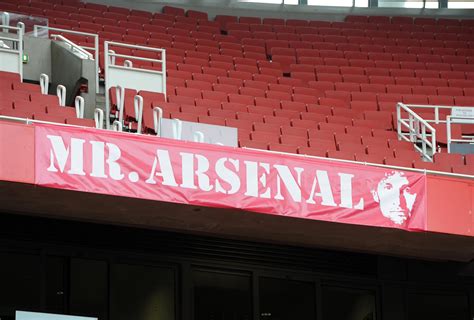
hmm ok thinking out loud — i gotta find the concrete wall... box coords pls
[23,36,51,83]
[51,41,97,118]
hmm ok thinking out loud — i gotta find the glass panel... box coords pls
[69,259,108,320]
[0,252,41,320]
[259,277,316,320]
[4,13,49,36]
[355,0,369,7]
[425,0,439,8]
[110,263,176,320]
[237,0,298,3]
[237,0,283,3]
[322,286,376,320]
[193,269,252,320]
[378,0,424,8]
[448,0,474,8]
[308,0,354,6]
[406,292,470,320]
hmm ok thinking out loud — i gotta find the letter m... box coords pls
[46,135,85,175]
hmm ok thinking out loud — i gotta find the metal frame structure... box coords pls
[447,115,474,153]
[397,103,474,158]
[104,41,166,129]
[397,103,437,161]
[0,24,23,80]
[33,25,100,93]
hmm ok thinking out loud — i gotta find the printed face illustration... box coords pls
[372,171,417,225]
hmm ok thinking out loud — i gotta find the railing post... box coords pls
[396,102,402,140]
[153,106,163,136]
[94,108,104,129]
[447,116,451,154]
[2,12,9,33]
[104,42,110,129]
[75,96,85,118]
[40,73,49,94]
[56,85,66,106]
[134,95,143,134]
[421,125,427,158]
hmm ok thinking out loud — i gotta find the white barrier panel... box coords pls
[17,311,97,320]
[160,118,238,147]
[104,41,166,129]
[0,24,23,79]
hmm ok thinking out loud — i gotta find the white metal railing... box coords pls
[0,115,99,129]
[397,103,437,161]
[0,24,23,80]
[153,106,163,136]
[51,34,93,60]
[33,26,100,93]
[447,115,474,153]
[75,96,85,118]
[104,41,166,129]
[94,108,104,129]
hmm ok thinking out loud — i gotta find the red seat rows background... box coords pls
[0,0,473,174]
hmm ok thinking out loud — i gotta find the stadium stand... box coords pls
[0,0,473,174]
[1,3,474,320]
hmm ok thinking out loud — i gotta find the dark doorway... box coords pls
[406,292,470,320]
[0,252,42,320]
[322,286,376,320]
[110,263,176,320]
[259,277,316,320]
[193,269,252,320]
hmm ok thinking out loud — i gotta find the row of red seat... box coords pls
[161,40,474,59]
[274,55,474,73]
[161,39,474,57]
[165,83,473,111]
[224,22,473,34]
[226,23,474,38]
[168,73,474,98]
[166,59,474,88]
[215,13,474,30]
[0,71,95,127]
[345,15,474,26]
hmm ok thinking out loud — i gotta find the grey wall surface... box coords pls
[23,36,52,82]
[51,41,97,118]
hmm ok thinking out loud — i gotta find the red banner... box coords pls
[34,124,427,231]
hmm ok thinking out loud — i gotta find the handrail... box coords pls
[104,41,167,130]
[112,120,123,132]
[56,85,66,107]
[116,85,125,125]
[39,73,49,94]
[397,102,437,161]
[134,95,143,134]
[94,108,104,129]
[1,12,9,32]
[0,115,472,180]
[0,24,23,80]
[74,96,85,119]
[0,115,99,129]
[51,34,93,60]
[153,106,163,136]
[33,25,100,93]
